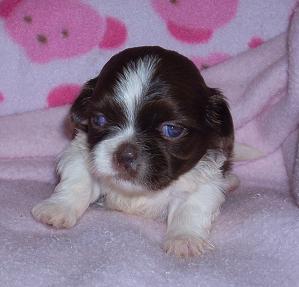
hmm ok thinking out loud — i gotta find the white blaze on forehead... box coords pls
[114,55,160,124]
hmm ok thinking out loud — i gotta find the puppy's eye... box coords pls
[161,123,186,139]
[92,114,107,127]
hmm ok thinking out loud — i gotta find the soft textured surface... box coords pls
[1,1,299,286]
[0,179,298,287]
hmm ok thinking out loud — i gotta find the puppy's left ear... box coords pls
[205,88,234,138]
[70,77,98,132]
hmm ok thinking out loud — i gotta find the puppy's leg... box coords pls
[164,182,226,257]
[32,134,99,228]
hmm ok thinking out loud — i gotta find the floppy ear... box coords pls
[70,77,98,132]
[205,88,234,138]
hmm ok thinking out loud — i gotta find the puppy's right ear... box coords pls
[70,77,98,132]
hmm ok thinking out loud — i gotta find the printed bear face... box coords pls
[151,0,238,43]
[1,0,126,63]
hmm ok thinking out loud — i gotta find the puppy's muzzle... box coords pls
[113,143,139,179]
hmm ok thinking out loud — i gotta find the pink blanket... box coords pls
[0,1,298,287]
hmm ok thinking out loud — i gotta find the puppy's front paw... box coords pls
[163,235,213,258]
[31,200,78,229]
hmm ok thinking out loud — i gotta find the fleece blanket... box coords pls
[1,1,299,287]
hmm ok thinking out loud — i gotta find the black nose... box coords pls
[114,143,139,172]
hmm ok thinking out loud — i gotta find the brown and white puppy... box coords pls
[32,46,237,257]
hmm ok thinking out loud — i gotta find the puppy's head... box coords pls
[71,46,233,192]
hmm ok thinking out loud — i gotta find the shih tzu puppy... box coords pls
[32,46,238,257]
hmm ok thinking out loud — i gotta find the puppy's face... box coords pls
[71,47,233,192]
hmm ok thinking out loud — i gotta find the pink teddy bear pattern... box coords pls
[248,36,264,49]
[151,0,238,44]
[0,91,4,103]
[47,84,81,108]
[0,0,127,63]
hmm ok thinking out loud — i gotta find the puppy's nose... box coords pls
[114,143,138,172]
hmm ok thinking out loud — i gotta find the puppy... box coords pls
[32,46,237,257]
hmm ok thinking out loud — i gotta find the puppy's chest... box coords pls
[96,182,170,217]
[92,176,200,219]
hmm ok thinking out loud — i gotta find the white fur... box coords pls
[32,134,233,257]
[32,132,99,228]
[114,55,159,124]
[233,142,264,161]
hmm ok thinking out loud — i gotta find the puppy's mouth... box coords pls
[97,166,165,193]
[112,158,140,182]
[114,171,138,182]
[91,162,149,192]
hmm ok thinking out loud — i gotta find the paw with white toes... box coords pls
[163,235,214,258]
[31,200,78,229]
